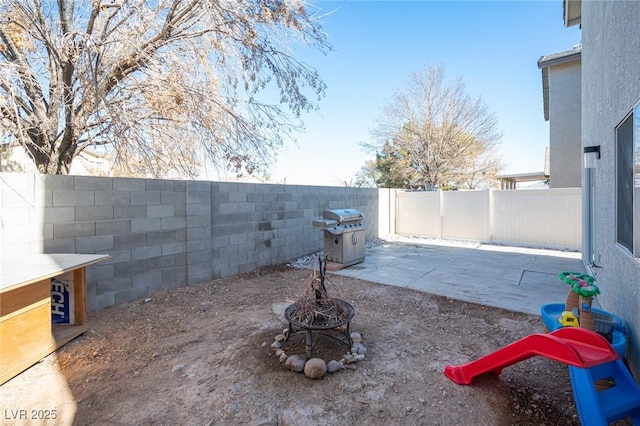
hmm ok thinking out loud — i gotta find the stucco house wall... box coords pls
[548,60,582,188]
[580,0,640,378]
[538,49,582,188]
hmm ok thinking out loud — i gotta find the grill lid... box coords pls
[322,209,364,224]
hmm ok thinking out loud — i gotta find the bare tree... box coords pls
[369,65,503,190]
[0,0,330,177]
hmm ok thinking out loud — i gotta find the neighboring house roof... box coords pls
[537,47,582,121]
[564,0,582,27]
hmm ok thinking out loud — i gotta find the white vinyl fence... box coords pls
[394,188,582,250]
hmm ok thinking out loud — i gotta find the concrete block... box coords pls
[132,270,163,288]
[162,216,187,231]
[218,182,239,193]
[114,205,147,220]
[115,286,149,304]
[87,291,115,312]
[162,241,186,256]
[76,205,114,221]
[212,235,229,248]
[42,174,74,190]
[285,201,298,210]
[76,235,114,253]
[148,254,176,270]
[113,232,147,248]
[114,259,148,277]
[220,244,239,258]
[186,203,211,217]
[86,263,115,281]
[54,222,96,239]
[186,189,210,204]
[186,263,212,285]
[43,239,76,253]
[131,191,160,205]
[172,180,187,192]
[145,179,176,192]
[238,242,256,254]
[131,218,162,233]
[173,228,185,242]
[99,248,132,264]
[229,191,247,203]
[132,245,163,260]
[238,202,256,213]
[187,249,212,265]
[161,191,186,205]
[246,192,264,202]
[147,230,176,245]
[186,180,211,193]
[149,280,181,293]
[215,265,239,278]
[41,207,75,223]
[229,233,248,245]
[162,265,187,285]
[95,191,131,206]
[113,177,146,191]
[53,190,95,207]
[74,176,113,191]
[96,220,132,236]
[147,204,175,218]
[174,203,187,218]
[238,262,256,274]
[219,203,239,214]
[187,226,211,241]
[96,276,132,295]
[187,238,211,252]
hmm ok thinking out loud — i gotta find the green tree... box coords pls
[0,0,330,177]
[369,65,503,190]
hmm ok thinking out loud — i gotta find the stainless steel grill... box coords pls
[312,209,365,266]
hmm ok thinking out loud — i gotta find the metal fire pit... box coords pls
[284,300,355,360]
[312,208,365,266]
[283,256,355,359]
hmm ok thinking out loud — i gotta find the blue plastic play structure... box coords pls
[569,357,640,425]
[445,328,640,425]
[540,303,627,358]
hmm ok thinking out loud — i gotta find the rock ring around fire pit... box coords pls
[284,299,355,360]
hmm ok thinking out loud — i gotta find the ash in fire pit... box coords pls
[284,256,355,360]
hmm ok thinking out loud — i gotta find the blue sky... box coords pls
[268,0,582,186]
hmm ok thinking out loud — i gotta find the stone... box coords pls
[343,354,356,364]
[171,364,185,373]
[275,348,285,356]
[351,332,363,343]
[327,360,344,373]
[352,343,367,355]
[285,355,306,373]
[279,353,288,363]
[304,358,327,379]
[274,334,286,342]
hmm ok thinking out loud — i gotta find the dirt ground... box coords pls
[1,265,606,425]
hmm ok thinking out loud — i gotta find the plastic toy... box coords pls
[558,272,600,331]
[540,303,627,358]
[444,328,640,425]
[444,327,618,386]
[559,310,579,327]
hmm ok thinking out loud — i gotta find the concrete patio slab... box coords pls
[330,240,591,315]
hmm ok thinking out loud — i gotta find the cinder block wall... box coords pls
[0,173,379,311]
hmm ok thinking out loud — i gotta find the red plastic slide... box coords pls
[444,327,619,385]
